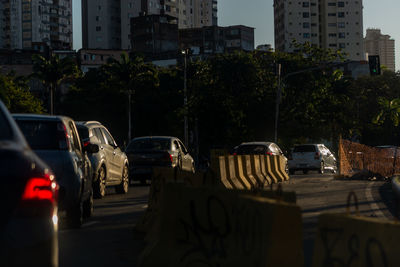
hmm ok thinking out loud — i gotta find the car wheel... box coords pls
[116,165,129,194]
[94,166,106,199]
[83,190,94,218]
[319,162,325,174]
[303,170,308,174]
[67,201,83,228]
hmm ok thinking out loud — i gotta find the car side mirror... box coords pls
[84,143,99,154]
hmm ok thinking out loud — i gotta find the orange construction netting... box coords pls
[339,139,400,178]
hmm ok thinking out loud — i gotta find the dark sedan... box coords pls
[0,100,59,267]
[126,136,195,184]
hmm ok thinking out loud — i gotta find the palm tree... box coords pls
[32,54,80,115]
[373,97,400,127]
[102,53,158,141]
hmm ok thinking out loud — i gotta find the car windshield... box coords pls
[127,138,171,152]
[15,120,62,150]
[293,145,316,153]
[0,111,12,141]
[236,145,267,154]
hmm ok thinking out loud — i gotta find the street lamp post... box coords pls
[182,49,189,147]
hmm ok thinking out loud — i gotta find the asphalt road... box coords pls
[59,183,150,267]
[58,173,395,267]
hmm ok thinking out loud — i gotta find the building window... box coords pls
[339,43,346,49]
[338,32,345,38]
[303,22,310,28]
[303,33,310,38]
[338,12,345,18]
[328,23,337,27]
[303,12,310,18]
[328,13,336,17]
[328,33,337,37]
[302,2,309,7]
[338,22,345,28]
[96,26,101,31]
[329,43,337,47]
[338,2,345,7]
[328,2,336,6]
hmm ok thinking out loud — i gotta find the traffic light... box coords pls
[368,55,381,75]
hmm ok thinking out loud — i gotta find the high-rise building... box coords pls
[82,0,121,49]
[364,28,395,72]
[274,0,364,61]
[0,0,73,50]
[82,0,218,50]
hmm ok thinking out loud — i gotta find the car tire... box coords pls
[94,166,106,199]
[83,190,94,218]
[319,162,325,174]
[67,201,83,229]
[116,165,129,194]
[303,170,308,174]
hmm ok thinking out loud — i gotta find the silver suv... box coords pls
[76,121,129,198]
[288,144,337,174]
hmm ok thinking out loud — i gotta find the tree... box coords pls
[0,73,44,113]
[32,54,80,114]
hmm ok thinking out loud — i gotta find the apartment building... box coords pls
[83,0,218,50]
[364,28,395,72]
[82,0,121,49]
[274,0,364,61]
[0,0,72,50]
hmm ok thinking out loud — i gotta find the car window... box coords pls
[16,120,64,150]
[77,126,89,141]
[236,145,266,155]
[93,128,106,144]
[126,138,171,151]
[69,121,82,152]
[0,111,12,140]
[172,140,179,151]
[101,128,116,146]
[293,145,316,153]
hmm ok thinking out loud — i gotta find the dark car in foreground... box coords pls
[13,114,96,228]
[0,101,59,267]
[76,121,129,198]
[126,136,195,184]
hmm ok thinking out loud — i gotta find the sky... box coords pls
[72,0,400,70]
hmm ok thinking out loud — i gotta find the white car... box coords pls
[288,144,337,175]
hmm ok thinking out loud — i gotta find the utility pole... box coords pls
[182,49,189,147]
[274,63,282,143]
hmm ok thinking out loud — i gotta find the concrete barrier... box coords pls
[139,183,303,267]
[313,191,400,267]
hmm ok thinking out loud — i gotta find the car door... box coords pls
[100,127,120,182]
[104,128,125,181]
[178,140,192,171]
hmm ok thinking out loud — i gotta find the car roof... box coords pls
[12,113,72,122]
[75,121,102,127]
[238,142,273,146]
[131,136,177,141]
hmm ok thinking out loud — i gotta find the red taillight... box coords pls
[266,152,273,156]
[22,174,58,204]
[83,140,90,147]
[164,153,173,163]
[233,152,237,156]
[315,152,320,159]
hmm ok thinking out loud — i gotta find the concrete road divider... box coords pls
[139,183,303,267]
[211,154,289,189]
[313,191,400,267]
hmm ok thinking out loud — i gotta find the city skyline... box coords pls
[73,0,400,70]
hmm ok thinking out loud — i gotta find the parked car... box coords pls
[0,101,59,266]
[13,114,97,228]
[232,141,289,173]
[288,144,337,175]
[76,121,129,198]
[125,136,195,184]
